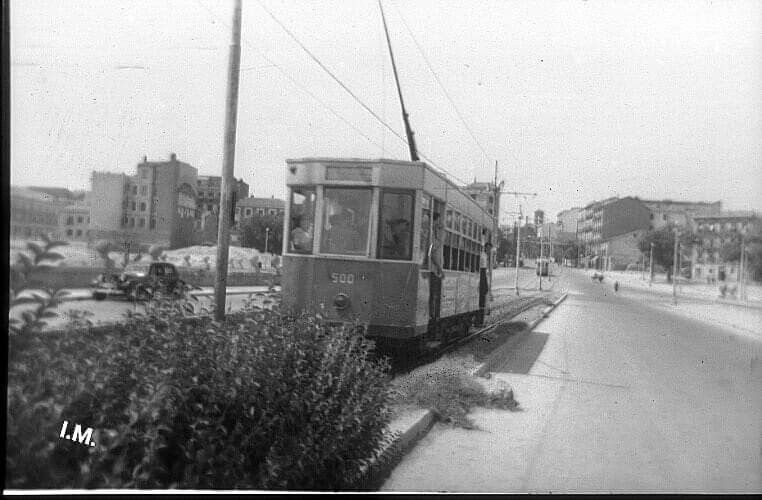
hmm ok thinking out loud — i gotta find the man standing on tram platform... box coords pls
[428,213,445,328]
[477,240,491,326]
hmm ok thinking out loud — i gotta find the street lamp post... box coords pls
[265,227,270,255]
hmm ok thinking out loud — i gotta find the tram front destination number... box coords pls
[330,272,355,284]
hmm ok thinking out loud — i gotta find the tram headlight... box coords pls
[333,293,350,310]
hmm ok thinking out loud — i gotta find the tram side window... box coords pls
[445,209,453,230]
[420,194,432,268]
[378,190,415,260]
[289,187,316,254]
[443,232,451,269]
[458,236,466,271]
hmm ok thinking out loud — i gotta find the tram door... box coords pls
[428,200,445,326]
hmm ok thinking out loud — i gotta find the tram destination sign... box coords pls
[325,166,372,182]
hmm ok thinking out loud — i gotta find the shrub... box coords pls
[6,296,392,490]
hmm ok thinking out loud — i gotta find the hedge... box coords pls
[6,296,392,490]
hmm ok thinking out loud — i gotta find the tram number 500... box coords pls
[330,272,355,284]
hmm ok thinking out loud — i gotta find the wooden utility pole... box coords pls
[490,161,499,298]
[214,0,243,321]
[499,190,536,295]
[672,227,679,305]
[649,242,654,286]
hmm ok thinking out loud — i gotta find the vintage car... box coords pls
[91,262,186,301]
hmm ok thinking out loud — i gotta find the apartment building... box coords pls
[641,199,722,231]
[577,197,652,269]
[689,211,760,282]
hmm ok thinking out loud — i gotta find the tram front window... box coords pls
[288,187,316,254]
[379,190,414,260]
[321,188,372,255]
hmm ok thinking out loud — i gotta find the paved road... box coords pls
[383,268,761,493]
[10,289,279,331]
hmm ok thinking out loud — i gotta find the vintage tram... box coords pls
[281,157,494,351]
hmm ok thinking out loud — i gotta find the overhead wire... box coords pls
[192,0,385,152]
[253,0,469,185]
[390,0,492,165]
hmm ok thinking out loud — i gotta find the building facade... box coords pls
[196,175,250,228]
[463,181,503,220]
[556,207,581,235]
[689,211,760,283]
[10,187,64,240]
[59,200,92,242]
[578,197,652,269]
[641,199,722,231]
[89,154,199,249]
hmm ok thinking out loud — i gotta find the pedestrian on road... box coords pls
[614,280,619,292]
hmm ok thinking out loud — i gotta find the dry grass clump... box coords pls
[391,364,520,429]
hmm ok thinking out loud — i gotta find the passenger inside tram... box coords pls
[324,209,363,254]
[290,215,313,253]
[383,218,412,259]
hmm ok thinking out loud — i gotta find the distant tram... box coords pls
[281,157,494,352]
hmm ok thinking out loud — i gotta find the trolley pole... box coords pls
[214,0,243,321]
[672,227,679,305]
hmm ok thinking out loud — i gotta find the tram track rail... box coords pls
[386,295,548,375]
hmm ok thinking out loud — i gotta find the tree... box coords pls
[240,214,283,254]
[638,225,696,282]
[719,223,762,281]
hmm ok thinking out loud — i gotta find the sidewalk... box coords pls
[602,270,762,309]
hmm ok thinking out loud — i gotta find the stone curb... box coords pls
[356,408,437,490]
[470,292,568,379]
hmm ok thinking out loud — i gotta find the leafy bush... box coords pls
[6,295,392,490]
[9,235,70,336]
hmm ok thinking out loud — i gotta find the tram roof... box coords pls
[286,157,494,227]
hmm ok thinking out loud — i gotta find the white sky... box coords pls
[10,0,762,224]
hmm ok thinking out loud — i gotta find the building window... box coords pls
[77,216,83,224]
[140,202,146,212]
[87,217,90,223]
[131,201,137,211]
[245,208,252,216]
[150,218,156,229]
[76,229,82,236]
[132,185,138,195]
[66,216,74,225]
[269,209,277,215]
[650,213,654,220]
[258,208,265,216]
[662,214,667,221]
[123,216,128,226]
[138,218,145,228]
[140,185,147,196]
[129,218,135,227]
[66,229,73,236]
[141,169,148,179]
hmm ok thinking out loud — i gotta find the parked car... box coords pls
[92,262,187,301]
